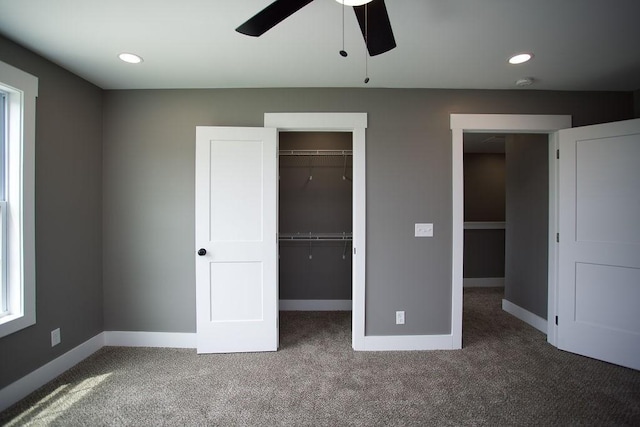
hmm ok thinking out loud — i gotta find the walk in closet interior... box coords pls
[278,132,353,307]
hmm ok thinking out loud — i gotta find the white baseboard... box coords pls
[463,277,505,288]
[502,299,547,334]
[279,299,352,311]
[0,332,105,412]
[354,334,457,351]
[104,331,196,348]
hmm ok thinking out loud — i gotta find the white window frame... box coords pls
[0,60,37,338]
[1,91,6,313]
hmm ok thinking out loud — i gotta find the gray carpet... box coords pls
[2,288,639,426]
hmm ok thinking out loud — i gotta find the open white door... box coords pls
[195,126,278,353]
[557,118,640,370]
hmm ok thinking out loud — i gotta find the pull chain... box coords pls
[339,2,347,57]
[364,3,370,84]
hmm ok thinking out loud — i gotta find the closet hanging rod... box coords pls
[278,232,352,241]
[278,149,353,157]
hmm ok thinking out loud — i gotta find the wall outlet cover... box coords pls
[396,311,405,325]
[51,328,61,347]
[415,223,434,237]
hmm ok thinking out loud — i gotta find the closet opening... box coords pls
[462,132,549,344]
[278,132,353,345]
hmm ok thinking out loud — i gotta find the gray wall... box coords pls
[279,132,352,301]
[0,36,103,388]
[463,154,506,222]
[504,135,549,319]
[463,153,505,279]
[102,88,633,337]
[464,230,505,279]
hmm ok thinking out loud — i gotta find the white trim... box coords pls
[351,126,367,350]
[358,334,455,351]
[547,132,560,347]
[450,114,571,133]
[463,277,504,288]
[451,127,464,349]
[450,114,571,349]
[502,299,548,334]
[264,113,368,351]
[264,112,367,130]
[103,331,196,348]
[464,221,506,230]
[0,201,7,313]
[279,299,352,311]
[0,333,104,412]
[0,60,38,338]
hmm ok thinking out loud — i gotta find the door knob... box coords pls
[197,248,207,256]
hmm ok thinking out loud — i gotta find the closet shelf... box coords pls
[278,232,352,242]
[279,149,352,157]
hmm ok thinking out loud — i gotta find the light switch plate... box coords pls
[415,223,433,237]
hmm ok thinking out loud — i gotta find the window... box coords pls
[0,60,37,338]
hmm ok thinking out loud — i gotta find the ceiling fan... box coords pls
[236,0,396,56]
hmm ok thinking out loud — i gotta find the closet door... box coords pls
[195,126,278,353]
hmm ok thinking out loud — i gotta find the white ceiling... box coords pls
[1,0,639,91]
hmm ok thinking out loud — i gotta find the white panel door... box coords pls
[195,126,278,353]
[558,118,640,370]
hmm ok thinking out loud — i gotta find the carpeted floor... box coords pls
[1,287,639,426]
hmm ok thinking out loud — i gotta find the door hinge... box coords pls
[556,233,560,243]
[353,247,356,255]
[555,316,558,326]
[556,149,560,159]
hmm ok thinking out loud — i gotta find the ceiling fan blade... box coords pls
[353,0,396,56]
[236,0,315,37]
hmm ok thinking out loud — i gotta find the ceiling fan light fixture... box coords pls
[335,0,374,6]
[508,52,533,65]
[118,53,143,64]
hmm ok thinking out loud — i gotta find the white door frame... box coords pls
[450,114,572,348]
[264,113,367,350]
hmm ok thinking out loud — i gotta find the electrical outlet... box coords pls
[396,311,405,325]
[51,328,61,347]
[415,223,433,237]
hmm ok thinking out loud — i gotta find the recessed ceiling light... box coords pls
[118,53,143,64]
[508,53,533,65]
